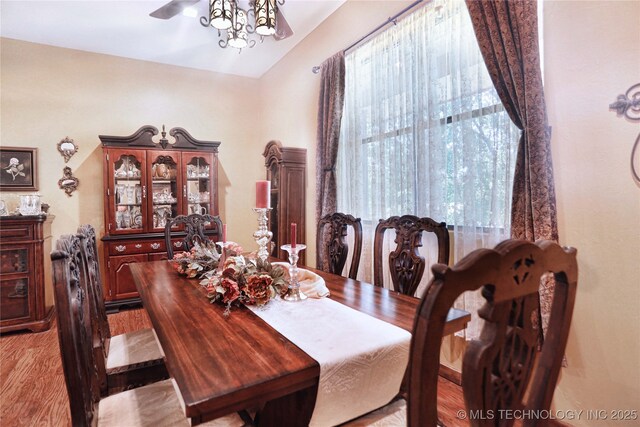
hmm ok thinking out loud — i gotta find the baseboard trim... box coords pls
[439,363,462,386]
[105,298,142,314]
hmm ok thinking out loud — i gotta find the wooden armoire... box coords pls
[263,141,307,264]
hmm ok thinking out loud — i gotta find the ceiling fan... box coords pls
[150,0,294,49]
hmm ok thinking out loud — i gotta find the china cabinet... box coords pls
[263,141,306,264]
[0,215,55,333]
[100,125,220,310]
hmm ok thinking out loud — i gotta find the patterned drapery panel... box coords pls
[465,0,559,342]
[316,52,346,222]
[316,52,346,270]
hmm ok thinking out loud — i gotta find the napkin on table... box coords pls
[272,262,330,298]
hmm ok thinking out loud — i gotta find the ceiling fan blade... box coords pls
[274,10,293,41]
[150,0,200,20]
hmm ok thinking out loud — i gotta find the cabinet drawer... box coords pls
[0,224,34,242]
[0,247,30,275]
[1,277,31,321]
[107,239,179,256]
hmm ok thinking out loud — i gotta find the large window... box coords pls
[336,0,518,332]
[338,0,518,230]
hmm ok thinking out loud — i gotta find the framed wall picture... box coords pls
[0,147,38,191]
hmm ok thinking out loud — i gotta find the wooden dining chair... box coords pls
[316,212,363,279]
[164,213,223,259]
[52,234,247,427]
[345,239,578,427]
[373,215,449,296]
[77,224,168,396]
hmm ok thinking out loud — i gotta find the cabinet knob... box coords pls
[174,241,183,248]
[115,245,126,252]
[135,244,142,249]
[150,243,161,250]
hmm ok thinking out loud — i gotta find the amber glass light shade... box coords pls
[210,0,232,30]
[254,0,276,36]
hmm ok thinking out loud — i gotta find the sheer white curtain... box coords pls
[336,0,519,338]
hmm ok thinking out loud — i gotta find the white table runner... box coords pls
[248,297,411,427]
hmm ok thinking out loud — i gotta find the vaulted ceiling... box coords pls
[0,0,346,78]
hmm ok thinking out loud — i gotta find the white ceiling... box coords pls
[0,0,346,79]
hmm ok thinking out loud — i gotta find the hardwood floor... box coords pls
[0,309,153,426]
[0,309,467,426]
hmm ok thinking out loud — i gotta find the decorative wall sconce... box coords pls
[57,137,78,163]
[609,83,640,184]
[58,166,79,197]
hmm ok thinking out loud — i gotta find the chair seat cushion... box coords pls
[99,379,246,426]
[106,328,165,370]
[341,398,406,426]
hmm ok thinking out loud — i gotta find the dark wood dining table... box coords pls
[130,260,470,427]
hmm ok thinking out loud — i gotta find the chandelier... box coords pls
[200,0,285,51]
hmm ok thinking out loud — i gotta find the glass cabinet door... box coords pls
[109,150,145,234]
[182,153,214,218]
[148,152,180,232]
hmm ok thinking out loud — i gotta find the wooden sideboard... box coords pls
[0,215,55,333]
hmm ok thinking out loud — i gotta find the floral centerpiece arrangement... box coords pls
[170,241,289,315]
[170,241,224,278]
[201,256,288,315]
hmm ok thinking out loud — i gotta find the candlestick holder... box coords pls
[281,244,307,302]
[253,208,273,263]
[215,241,228,274]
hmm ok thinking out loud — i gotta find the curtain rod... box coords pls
[312,0,425,74]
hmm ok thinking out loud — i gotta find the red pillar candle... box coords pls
[291,222,297,248]
[222,224,227,243]
[256,180,271,209]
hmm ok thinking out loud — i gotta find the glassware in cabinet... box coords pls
[109,151,146,234]
[182,153,216,217]
[148,152,180,231]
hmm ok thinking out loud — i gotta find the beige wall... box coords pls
[544,0,640,423]
[0,38,264,252]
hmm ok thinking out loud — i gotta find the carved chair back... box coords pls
[317,213,363,280]
[51,234,101,426]
[373,215,449,296]
[407,239,578,427]
[164,214,223,259]
[77,224,112,394]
